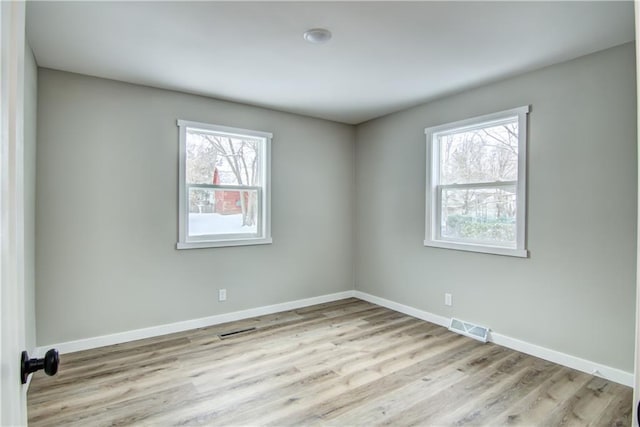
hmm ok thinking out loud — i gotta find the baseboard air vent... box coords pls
[217,327,256,339]
[449,318,489,343]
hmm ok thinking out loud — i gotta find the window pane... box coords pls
[439,120,518,185]
[188,187,259,237]
[186,130,262,186]
[441,186,516,245]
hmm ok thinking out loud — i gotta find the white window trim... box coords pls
[424,106,530,258]
[176,119,272,250]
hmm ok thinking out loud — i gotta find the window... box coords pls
[424,106,529,257]
[177,120,272,249]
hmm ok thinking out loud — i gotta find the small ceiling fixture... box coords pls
[303,28,332,44]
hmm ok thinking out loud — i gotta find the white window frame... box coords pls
[176,120,272,249]
[424,106,529,258]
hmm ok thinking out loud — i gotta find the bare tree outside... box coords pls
[438,121,518,243]
[186,130,261,235]
[201,134,259,227]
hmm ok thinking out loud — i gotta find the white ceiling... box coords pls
[27,1,635,124]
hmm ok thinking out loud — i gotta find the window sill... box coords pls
[423,240,528,258]
[177,237,273,250]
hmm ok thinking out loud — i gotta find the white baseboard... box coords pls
[36,289,633,388]
[354,290,451,328]
[354,290,633,387]
[489,332,633,387]
[36,290,355,355]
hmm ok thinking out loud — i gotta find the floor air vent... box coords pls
[217,327,257,339]
[449,318,489,343]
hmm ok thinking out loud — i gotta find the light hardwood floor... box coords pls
[28,298,632,426]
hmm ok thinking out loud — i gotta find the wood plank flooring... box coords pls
[28,298,632,426]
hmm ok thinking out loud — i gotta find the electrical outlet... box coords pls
[445,293,452,306]
[218,289,227,302]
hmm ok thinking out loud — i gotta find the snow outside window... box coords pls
[424,106,529,257]
[177,120,272,249]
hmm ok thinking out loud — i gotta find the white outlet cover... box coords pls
[445,293,452,306]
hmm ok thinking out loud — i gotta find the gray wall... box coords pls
[355,43,637,372]
[36,69,355,345]
[24,42,37,353]
[36,43,637,373]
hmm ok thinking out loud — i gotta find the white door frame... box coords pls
[634,2,640,426]
[0,1,27,425]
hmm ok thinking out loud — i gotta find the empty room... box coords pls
[1,1,639,426]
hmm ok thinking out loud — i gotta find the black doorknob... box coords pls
[20,349,59,384]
